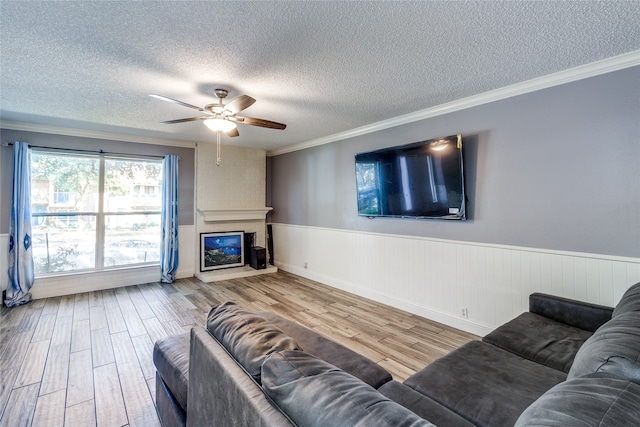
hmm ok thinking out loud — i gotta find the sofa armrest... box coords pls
[529,293,613,332]
[186,326,293,427]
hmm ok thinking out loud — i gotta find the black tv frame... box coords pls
[355,134,466,221]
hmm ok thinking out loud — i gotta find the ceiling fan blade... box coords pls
[240,116,287,130]
[161,116,209,124]
[225,95,256,114]
[150,94,205,112]
[226,128,240,137]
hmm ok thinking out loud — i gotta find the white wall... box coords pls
[0,234,7,293]
[272,223,640,336]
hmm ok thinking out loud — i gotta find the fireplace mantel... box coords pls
[197,207,273,222]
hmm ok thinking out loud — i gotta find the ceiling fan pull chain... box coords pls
[216,131,222,166]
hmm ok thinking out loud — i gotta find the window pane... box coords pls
[104,159,162,213]
[104,214,161,267]
[32,215,97,274]
[31,153,99,212]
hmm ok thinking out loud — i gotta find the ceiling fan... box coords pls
[150,89,286,165]
[149,89,286,137]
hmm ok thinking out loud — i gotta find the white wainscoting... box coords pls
[270,223,640,336]
[1,225,196,299]
[0,234,8,292]
[31,265,163,299]
[176,225,196,280]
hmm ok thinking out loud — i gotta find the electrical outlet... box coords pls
[460,307,468,319]
[303,262,308,270]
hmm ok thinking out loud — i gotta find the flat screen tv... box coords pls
[200,231,245,271]
[355,134,466,220]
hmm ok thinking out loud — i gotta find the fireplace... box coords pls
[200,231,245,271]
[195,208,276,282]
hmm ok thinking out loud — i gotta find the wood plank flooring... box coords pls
[0,270,478,427]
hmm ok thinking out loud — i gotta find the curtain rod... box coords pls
[2,141,177,160]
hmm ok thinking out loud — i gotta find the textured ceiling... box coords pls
[1,1,639,152]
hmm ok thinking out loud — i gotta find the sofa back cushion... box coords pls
[515,373,640,426]
[612,282,640,318]
[529,293,613,332]
[206,302,301,383]
[259,311,392,389]
[568,311,640,383]
[262,350,435,427]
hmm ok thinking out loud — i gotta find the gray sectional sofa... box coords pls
[153,283,640,426]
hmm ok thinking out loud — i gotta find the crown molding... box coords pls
[0,120,197,148]
[268,50,640,157]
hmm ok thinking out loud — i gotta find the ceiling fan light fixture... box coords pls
[429,139,450,151]
[203,118,237,133]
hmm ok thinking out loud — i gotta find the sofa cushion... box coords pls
[529,293,612,332]
[260,310,392,389]
[612,282,640,318]
[206,302,302,383]
[404,340,567,427]
[378,380,475,427]
[568,311,640,383]
[515,373,640,426]
[262,350,434,427]
[153,332,190,411]
[483,312,592,372]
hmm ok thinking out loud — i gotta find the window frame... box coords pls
[30,149,163,277]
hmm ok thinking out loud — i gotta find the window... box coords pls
[53,191,75,204]
[133,184,159,196]
[30,152,163,275]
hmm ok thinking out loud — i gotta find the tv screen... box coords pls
[355,134,466,220]
[200,231,245,271]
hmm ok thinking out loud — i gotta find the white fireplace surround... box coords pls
[197,207,273,222]
[195,207,277,282]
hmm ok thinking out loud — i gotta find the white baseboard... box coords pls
[30,266,161,299]
[195,265,278,283]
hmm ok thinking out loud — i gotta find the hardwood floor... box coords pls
[0,270,478,427]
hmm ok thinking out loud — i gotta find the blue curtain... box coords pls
[5,142,34,307]
[160,155,179,283]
